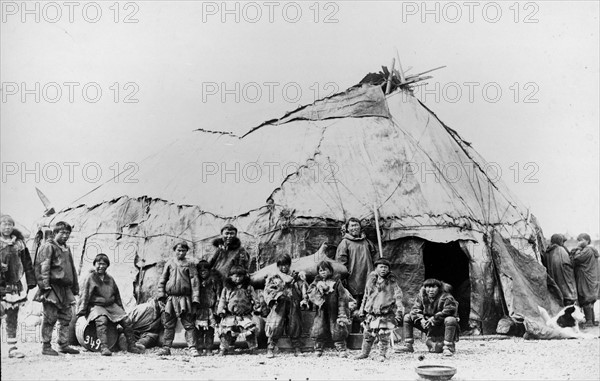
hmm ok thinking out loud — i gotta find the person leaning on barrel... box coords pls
[76,253,143,356]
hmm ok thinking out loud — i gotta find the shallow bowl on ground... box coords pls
[415,365,457,381]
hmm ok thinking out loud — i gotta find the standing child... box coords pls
[355,258,403,362]
[307,260,350,357]
[263,254,310,358]
[157,241,201,357]
[216,265,262,356]
[195,259,222,355]
[0,214,36,358]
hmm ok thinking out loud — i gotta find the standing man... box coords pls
[33,221,80,356]
[545,234,577,306]
[335,217,378,306]
[571,233,599,327]
[0,214,36,358]
[209,224,250,278]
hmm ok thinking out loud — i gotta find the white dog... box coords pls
[537,305,594,339]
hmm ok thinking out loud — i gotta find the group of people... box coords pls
[1,215,472,362]
[543,232,600,327]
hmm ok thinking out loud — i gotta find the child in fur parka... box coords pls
[0,215,36,358]
[263,254,309,358]
[396,278,459,356]
[307,260,350,357]
[355,257,404,362]
[217,265,262,355]
[194,260,222,355]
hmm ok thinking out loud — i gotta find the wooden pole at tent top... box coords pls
[373,203,384,259]
[385,58,395,95]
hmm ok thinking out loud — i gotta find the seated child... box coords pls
[195,260,222,355]
[307,260,350,357]
[217,265,262,355]
[157,241,201,357]
[396,278,459,356]
[263,254,309,358]
[355,257,403,362]
[77,253,143,356]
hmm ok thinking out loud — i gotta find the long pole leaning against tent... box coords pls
[373,203,384,259]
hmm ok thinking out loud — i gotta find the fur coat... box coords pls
[209,237,250,278]
[409,282,458,325]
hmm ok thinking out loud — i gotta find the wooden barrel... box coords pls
[75,316,118,351]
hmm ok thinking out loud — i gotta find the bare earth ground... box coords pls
[2,327,599,381]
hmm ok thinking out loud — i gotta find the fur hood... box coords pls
[365,270,399,285]
[224,273,251,289]
[213,237,242,250]
[342,233,367,242]
[418,281,453,299]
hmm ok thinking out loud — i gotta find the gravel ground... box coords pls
[2,326,599,381]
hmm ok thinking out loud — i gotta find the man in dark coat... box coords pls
[571,233,599,327]
[545,234,577,306]
[396,278,459,356]
[33,221,80,356]
[335,217,378,306]
[209,224,250,278]
[1,214,36,358]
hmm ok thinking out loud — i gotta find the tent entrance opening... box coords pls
[422,240,470,331]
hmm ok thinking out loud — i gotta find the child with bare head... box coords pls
[307,260,350,357]
[194,259,222,355]
[157,241,201,357]
[263,253,309,358]
[217,265,262,355]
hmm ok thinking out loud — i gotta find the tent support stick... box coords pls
[373,203,384,258]
[385,58,395,94]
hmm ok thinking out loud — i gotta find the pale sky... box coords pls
[1,1,598,238]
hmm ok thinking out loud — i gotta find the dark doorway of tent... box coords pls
[422,241,471,332]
